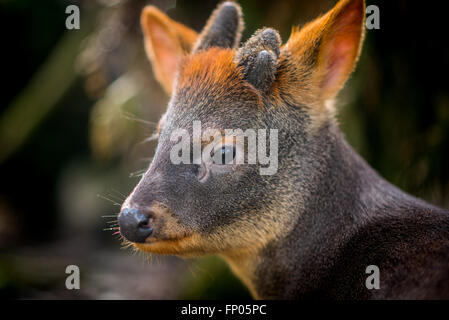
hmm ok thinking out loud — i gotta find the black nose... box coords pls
[118,208,153,243]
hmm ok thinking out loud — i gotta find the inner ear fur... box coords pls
[141,6,198,94]
[284,0,366,101]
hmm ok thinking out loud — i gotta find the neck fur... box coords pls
[222,121,420,298]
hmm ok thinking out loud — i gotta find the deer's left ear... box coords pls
[285,0,366,100]
[193,1,244,52]
[141,6,198,94]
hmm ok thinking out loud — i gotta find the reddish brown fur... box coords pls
[176,48,263,107]
[178,49,238,88]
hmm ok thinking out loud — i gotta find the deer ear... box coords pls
[285,0,365,100]
[141,6,198,94]
[193,1,244,52]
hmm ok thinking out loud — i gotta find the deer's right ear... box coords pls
[141,6,198,94]
[284,0,365,101]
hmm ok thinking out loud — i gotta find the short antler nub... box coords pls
[236,28,281,93]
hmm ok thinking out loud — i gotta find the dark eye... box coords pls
[220,145,236,164]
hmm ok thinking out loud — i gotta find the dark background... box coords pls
[0,0,448,299]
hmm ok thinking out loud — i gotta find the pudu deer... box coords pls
[118,0,449,299]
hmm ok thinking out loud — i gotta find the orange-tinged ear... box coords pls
[141,6,198,94]
[285,0,365,100]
